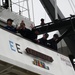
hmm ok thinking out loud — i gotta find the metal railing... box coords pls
[11,0,30,19]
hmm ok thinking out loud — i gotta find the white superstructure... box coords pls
[0,26,75,75]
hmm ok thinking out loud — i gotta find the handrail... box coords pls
[34,15,75,34]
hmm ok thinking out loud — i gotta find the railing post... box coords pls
[26,0,31,20]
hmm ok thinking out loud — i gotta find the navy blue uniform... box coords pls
[39,38,47,47]
[5,25,16,33]
[18,28,31,39]
[47,39,57,51]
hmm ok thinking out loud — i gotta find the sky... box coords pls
[57,0,75,17]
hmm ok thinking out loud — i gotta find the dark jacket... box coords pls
[47,38,57,51]
[18,28,31,39]
[39,38,47,47]
[5,25,16,33]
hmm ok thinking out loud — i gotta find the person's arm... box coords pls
[17,25,22,30]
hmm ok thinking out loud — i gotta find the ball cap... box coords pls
[41,18,44,21]
[7,18,13,22]
[53,34,59,39]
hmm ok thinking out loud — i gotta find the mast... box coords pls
[54,0,58,19]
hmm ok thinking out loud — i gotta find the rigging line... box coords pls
[71,0,75,10]
[44,11,46,22]
[32,0,35,24]
[18,0,21,15]
[68,0,75,14]
[12,2,27,10]
[22,0,25,14]
[18,0,20,10]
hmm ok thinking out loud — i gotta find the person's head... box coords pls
[20,20,25,29]
[40,18,45,25]
[34,30,39,35]
[41,18,44,22]
[53,34,59,41]
[43,33,49,39]
[7,18,13,26]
